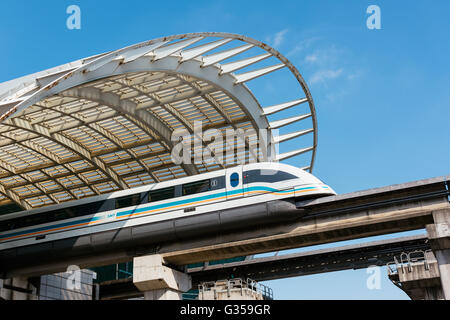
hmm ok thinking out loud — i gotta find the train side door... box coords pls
[225,167,244,199]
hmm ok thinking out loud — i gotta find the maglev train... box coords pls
[0,163,336,255]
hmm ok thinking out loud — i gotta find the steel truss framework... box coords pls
[0,33,317,210]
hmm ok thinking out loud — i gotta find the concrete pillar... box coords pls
[132,254,191,300]
[389,255,444,300]
[426,208,450,300]
[424,286,445,300]
[433,250,450,299]
[143,289,182,300]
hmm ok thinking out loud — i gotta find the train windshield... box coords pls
[244,169,297,184]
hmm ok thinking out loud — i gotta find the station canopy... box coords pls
[0,32,317,212]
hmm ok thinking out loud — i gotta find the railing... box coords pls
[198,278,273,300]
[246,278,273,300]
[386,249,434,276]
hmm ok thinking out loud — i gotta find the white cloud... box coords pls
[305,54,318,63]
[309,68,344,85]
[303,46,344,68]
[286,37,319,58]
[266,29,289,48]
[273,29,288,47]
[347,70,364,80]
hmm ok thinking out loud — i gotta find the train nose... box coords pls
[322,185,337,195]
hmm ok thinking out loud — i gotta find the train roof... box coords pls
[0,162,313,220]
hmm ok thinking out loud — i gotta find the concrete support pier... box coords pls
[132,254,191,300]
[426,208,450,299]
[388,251,444,300]
[388,208,450,300]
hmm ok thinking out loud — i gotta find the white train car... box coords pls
[0,163,335,263]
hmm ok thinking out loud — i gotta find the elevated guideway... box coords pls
[1,175,448,278]
[1,175,449,300]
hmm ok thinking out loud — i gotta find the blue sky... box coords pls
[1,0,449,299]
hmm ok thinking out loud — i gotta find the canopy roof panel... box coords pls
[0,33,317,211]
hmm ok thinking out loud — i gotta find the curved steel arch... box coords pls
[0,32,318,209]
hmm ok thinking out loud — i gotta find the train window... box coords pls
[0,221,11,232]
[0,200,112,233]
[115,194,141,209]
[182,179,211,196]
[148,187,175,203]
[75,201,106,216]
[0,211,51,232]
[244,170,297,184]
[0,203,22,216]
[0,208,75,233]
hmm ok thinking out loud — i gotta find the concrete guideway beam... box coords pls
[160,200,450,265]
[133,254,191,300]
